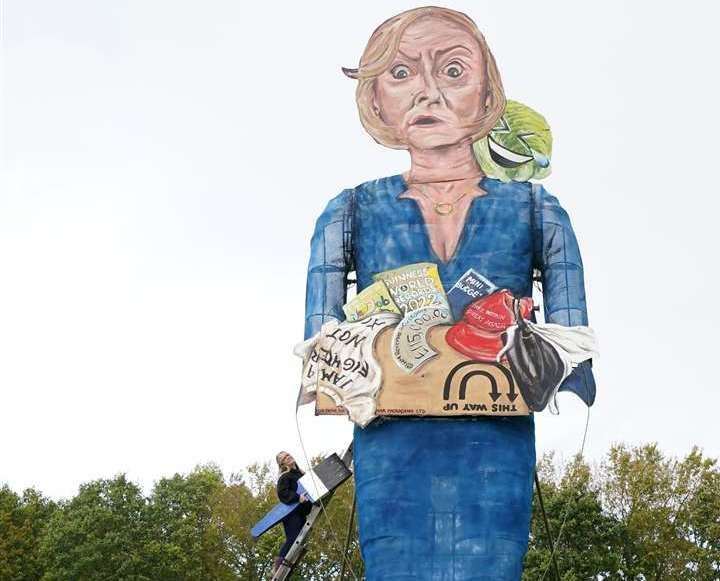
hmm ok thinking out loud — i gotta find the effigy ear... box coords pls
[341,67,359,79]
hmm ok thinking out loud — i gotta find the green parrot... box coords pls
[474,100,553,182]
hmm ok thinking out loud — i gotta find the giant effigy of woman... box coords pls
[300,7,596,580]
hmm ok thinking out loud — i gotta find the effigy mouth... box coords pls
[411,115,442,127]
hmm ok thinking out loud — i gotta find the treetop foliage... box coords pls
[0,445,718,580]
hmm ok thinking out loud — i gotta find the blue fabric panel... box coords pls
[303,175,596,405]
[353,417,535,580]
[303,175,595,577]
[558,359,596,406]
[352,176,535,301]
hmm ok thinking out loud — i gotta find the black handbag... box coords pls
[505,299,565,412]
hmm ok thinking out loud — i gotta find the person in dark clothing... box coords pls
[272,451,312,575]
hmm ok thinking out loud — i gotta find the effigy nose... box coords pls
[413,60,443,107]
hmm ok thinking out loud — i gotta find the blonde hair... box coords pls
[344,6,506,150]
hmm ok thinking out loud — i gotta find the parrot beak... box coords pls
[533,152,550,169]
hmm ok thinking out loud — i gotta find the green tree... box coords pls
[145,464,231,580]
[210,462,284,579]
[523,453,622,580]
[0,486,57,581]
[601,443,720,580]
[682,452,720,578]
[38,475,151,581]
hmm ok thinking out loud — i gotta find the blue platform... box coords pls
[353,417,536,580]
[251,482,308,539]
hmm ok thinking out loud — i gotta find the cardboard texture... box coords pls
[316,325,530,418]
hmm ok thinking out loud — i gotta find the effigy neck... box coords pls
[405,141,483,186]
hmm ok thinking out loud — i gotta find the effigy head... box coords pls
[343,6,506,150]
[473,100,553,182]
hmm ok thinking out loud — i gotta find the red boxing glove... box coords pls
[446,290,533,362]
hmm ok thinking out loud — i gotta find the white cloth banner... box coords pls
[294,312,401,427]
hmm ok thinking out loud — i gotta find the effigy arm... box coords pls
[533,185,597,406]
[304,189,355,341]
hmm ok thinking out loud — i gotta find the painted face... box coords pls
[473,100,553,182]
[373,17,489,150]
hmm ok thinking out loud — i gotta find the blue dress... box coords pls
[304,174,594,580]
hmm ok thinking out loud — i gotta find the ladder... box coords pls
[270,444,354,581]
[270,500,324,580]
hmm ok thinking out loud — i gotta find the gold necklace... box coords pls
[417,183,468,215]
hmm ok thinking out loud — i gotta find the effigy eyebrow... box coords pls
[434,44,473,60]
[396,49,420,63]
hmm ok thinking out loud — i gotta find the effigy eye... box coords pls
[444,62,464,78]
[391,64,411,80]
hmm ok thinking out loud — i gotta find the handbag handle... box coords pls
[513,297,530,332]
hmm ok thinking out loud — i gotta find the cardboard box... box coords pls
[316,325,529,418]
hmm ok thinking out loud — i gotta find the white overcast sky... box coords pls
[1,1,719,499]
